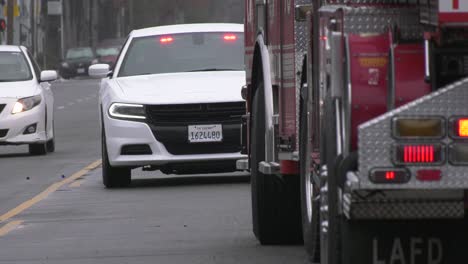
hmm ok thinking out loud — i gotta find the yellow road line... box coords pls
[0,159,102,222]
[0,220,24,237]
[69,179,84,188]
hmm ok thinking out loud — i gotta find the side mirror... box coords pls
[40,70,58,82]
[89,64,111,79]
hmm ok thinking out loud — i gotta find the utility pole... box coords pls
[30,0,35,55]
[60,0,65,59]
[6,0,13,44]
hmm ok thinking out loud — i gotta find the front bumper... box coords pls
[104,116,246,168]
[0,98,47,145]
[60,64,91,77]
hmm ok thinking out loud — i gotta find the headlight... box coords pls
[91,59,99,65]
[11,95,42,114]
[61,62,69,68]
[108,103,146,120]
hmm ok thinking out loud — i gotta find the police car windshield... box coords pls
[0,52,33,82]
[118,32,244,77]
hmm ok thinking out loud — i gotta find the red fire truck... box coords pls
[239,0,468,263]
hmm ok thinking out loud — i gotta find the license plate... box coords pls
[188,124,222,143]
[77,68,85,74]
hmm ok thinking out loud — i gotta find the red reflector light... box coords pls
[160,36,174,44]
[458,119,468,137]
[416,170,442,181]
[394,144,444,165]
[223,35,237,41]
[369,168,410,184]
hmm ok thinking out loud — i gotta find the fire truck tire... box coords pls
[299,93,321,262]
[250,82,302,245]
[320,96,344,264]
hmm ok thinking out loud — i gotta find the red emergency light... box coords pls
[160,36,174,44]
[394,144,444,165]
[223,34,237,41]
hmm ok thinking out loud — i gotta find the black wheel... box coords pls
[102,127,131,188]
[46,122,55,153]
[320,96,343,264]
[299,87,320,263]
[29,143,47,155]
[46,138,55,153]
[250,81,302,245]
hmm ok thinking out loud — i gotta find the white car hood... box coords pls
[115,71,245,104]
[0,80,39,99]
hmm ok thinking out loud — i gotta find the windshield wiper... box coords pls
[185,68,239,72]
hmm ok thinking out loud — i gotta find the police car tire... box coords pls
[250,82,302,245]
[101,128,131,188]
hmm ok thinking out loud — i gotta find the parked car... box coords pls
[95,38,125,68]
[0,45,57,155]
[90,23,246,188]
[59,47,97,79]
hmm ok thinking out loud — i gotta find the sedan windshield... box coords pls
[118,32,244,77]
[96,47,120,57]
[0,52,33,82]
[66,47,94,60]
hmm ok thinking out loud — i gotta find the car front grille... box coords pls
[145,102,245,126]
[145,102,245,155]
[0,104,5,114]
[0,129,8,138]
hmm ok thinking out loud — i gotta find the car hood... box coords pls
[0,80,38,99]
[115,71,245,104]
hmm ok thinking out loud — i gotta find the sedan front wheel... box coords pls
[102,128,131,188]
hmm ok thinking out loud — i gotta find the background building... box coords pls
[1,0,47,66]
[2,0,244,69]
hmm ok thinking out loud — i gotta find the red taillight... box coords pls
[369,168,410,184]
[160,36,174,44]
[404,145,434,163]
[394,144,444,165]
[223,34,237,41]
[458,119,468,137]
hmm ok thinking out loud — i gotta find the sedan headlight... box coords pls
[11,95,42,114]
[108,103,146,120]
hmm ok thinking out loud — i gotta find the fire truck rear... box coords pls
[240,0,468,263]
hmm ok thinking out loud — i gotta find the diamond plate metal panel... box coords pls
[357,78,468,190]
[344,197,464,219]
[343,189,464,219]
[293,0,312,151]
[342,6,424,40]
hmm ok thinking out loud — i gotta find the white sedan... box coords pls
[90,23,246,188]
[0,46,57,155]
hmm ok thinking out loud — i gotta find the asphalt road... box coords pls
[0,79,306,263]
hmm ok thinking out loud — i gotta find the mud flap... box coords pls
[341,218,468,264]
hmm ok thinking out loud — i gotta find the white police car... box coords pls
[90,23,246,188]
